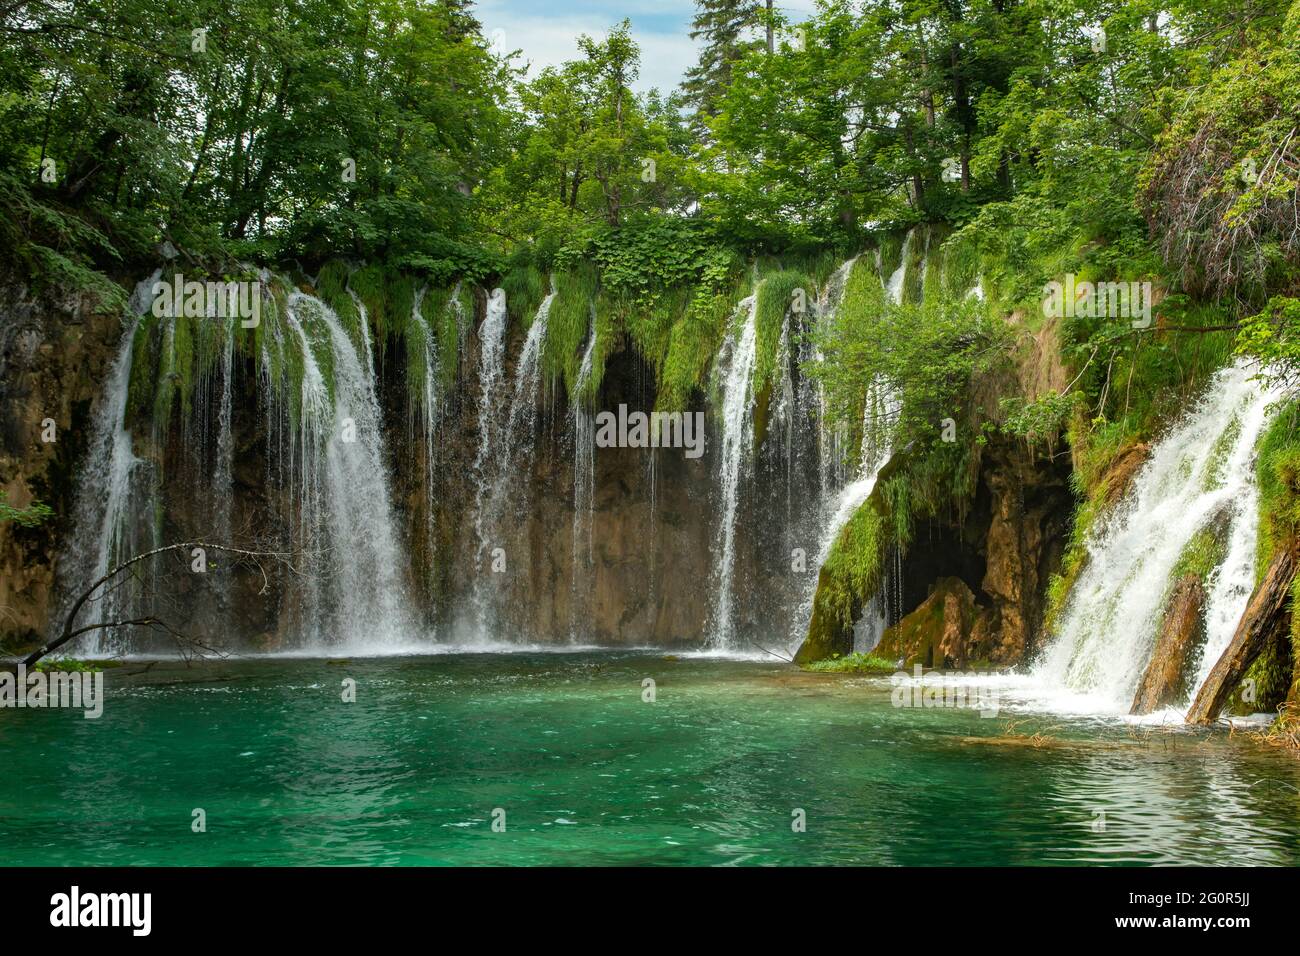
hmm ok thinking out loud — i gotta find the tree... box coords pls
[682,0,760,126]
[488,21,692,249]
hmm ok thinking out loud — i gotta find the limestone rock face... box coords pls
[0,283,785,652]
[0,283,122,651]
[1130,574,1206,714]
[973,440,1072,665]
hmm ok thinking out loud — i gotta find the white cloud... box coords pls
[476,1,822,95]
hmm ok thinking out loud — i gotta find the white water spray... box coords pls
[709,294,759,648]
[1033,362,1280,712]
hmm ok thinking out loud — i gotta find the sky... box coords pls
[476,0,819,95]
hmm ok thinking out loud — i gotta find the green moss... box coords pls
[126,312,159,429]
[753,270,811,394]
[877,230,905,283]
[920,223,950,304]
[657,283,737,413]
[315,259,365,352]
[940,230,982,301]
[1255,398,1300,578]
[151,319,177,435]
[1231,632,1294,714]
[543,263,600,399]
[579,290,621,405]
[348,264,390,342]
[803,652,896,673]
[625,284,689,374]
[402,289,435,414]
[902,226,929,304]
[1172,524,1230,584]
[502,263,545,328]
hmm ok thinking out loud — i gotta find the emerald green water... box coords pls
[1,652,1298,866]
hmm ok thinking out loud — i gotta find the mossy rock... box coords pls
[874,576,977,669]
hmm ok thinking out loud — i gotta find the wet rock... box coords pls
[1130,574,1205,715]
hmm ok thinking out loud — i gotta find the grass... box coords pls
[501,263,545,328]
[543,263,600,399]
[802,652,897,673]
[1255,398,1300,579]
[655,279,742,413]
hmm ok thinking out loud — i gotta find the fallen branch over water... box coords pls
[24,541,310,667]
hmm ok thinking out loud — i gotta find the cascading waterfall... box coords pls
[280,293,416,650]
[813,256,860,494]
[469,288,509,631]
[52,275,160,656]
[409,286,442,603]
[570,314,597,640]
[468,284,554,635]
[504,286,553,456]
[709,294,759,648]
[885,230,912,305]
[788,254,901,653]
[1032,361,1281,711]
[213,320,236,545]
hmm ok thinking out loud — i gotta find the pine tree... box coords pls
[682,0,761,123]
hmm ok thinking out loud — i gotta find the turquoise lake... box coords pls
[1,652,1297,866]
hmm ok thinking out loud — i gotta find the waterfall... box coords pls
[213,319,236,544]
[469,288,509,632]
[570,314,597,640]
[709,294,759,648]
[885,230,912,305]
[814,256,858,493]
[51,276,159,656]
[409,286,442,605]
[1033,362,1281,711]
[789,378,899,653]
[505,285,554,453]
[280,293,416,650]
[784,254,903,654]
[467,284,554,635]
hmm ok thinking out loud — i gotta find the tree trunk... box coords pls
[1186,550,1295,724]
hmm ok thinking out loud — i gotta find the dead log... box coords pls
[1186,550,1295,724]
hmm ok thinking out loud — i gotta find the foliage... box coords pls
[1236,297,1300,395]
[0,491,53,528]
[1255,399,1300,576]
[0,0,510,294]
[803,652,897,674]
